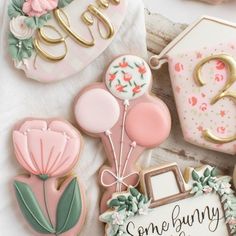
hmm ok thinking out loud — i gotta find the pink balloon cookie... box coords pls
[74,55,171,212]
[13,119,86,236]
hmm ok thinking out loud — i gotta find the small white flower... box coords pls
[138,204,149,215]
[14,59,29,69]
[111,212,125,225]
[220,182,231,194]
[203,186,213,194]
[10,16,35,40]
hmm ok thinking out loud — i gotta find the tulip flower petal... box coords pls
[27,130,67,175]
[19,120,47,133]
[50,137,80,176]
[13,119,81,177]
[13,131,38,174]
[49,120,80,139]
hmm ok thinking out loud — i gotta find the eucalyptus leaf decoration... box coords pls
[100,187,151,236]
[190,167,236,235]
[58,0,74,8]
[8,33,34,61]
[8,0,25,19]
[24,13,52,29]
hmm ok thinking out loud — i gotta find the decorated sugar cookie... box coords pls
[74,55,171,212]
[7,0,126,82]
[100,163,236,236]
[150,16,236,155]
[13,119,86,236]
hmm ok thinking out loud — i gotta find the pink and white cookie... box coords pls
[74,55,171,212]
[13,119,86,236]
[7,0,127,82]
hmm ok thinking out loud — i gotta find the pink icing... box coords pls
[13,119,86,236]
[13,119,81,177]
[23,0,58,17]
[125,103,171,147]
[74,55,171,212]
[16,0,127,82]
[74,88,120,133]
[168,42,236,154]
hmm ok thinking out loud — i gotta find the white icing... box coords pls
[150,171,180,201]
[10,16,35,40]
[124,193,228,236]
[105,55,152,100]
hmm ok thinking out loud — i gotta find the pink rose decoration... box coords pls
[13,119,81,178]
[23,0,59,17]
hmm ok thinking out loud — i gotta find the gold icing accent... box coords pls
[54,8,95,47]
[82,4,114,39]
[194,54,236,144]
[35,0,120,62]
[34,25,68,62]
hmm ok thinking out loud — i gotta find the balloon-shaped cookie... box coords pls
[13,119,86,236]
[74,55,171,212]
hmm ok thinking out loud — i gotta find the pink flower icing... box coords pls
[13,119,81,177]
[23,0,58,17]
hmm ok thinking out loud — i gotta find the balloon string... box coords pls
[121,141,136,178]
[100,169,140,188]
[118,100,129,192]
[105,130,119,192]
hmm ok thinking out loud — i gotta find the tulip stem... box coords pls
[43,180,54,230]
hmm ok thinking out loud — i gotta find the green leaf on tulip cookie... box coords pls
[56,177,82,234]
[58,0,74,8]
[14,181,55,234]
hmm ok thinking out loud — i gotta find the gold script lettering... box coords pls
[34,0,120,61]
[193,54,236,144]
[34,25,67,61]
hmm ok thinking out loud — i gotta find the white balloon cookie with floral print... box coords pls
[74,55,171,212]
[13,119,86,236]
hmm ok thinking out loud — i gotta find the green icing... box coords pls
[190,167,236,235]
[38,174,49,181]
[8,0,25,19]
[8,33,34,61]
[24,13,52,29]
[58,0,74,8]
[100,187,151,236]
[14,181,55,234]
[56,177,82,234]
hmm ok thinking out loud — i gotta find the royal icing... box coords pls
[105,55,152,100]
[168,42,236,154]
[7,0,127,82]
[13,119,86,236]
[100,163,236,236]
[74,55,171,212]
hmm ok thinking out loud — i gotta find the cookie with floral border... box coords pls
[100,163,236,236]
[7,0,127,82]
[74,55,171,212]
[13,118,86,236]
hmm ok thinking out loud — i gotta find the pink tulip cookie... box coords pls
[13,119,86,236]
[74,55,171,212]
[7,0,127,82]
